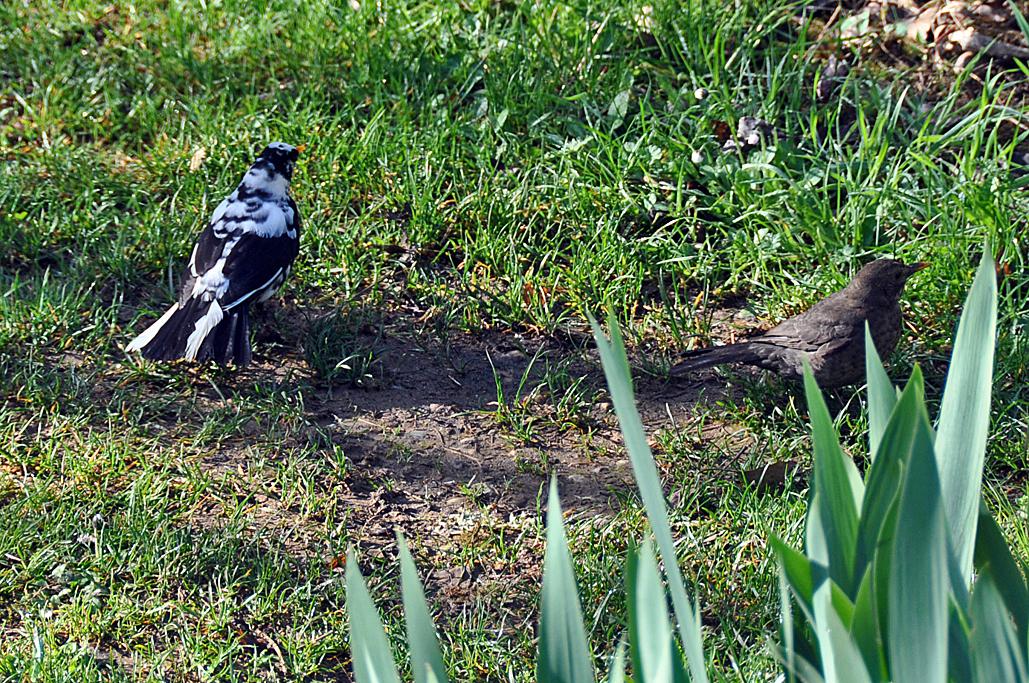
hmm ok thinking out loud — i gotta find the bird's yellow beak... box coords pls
[911,262,929,272]
[295,144,307,154]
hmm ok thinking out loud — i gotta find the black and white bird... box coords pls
[126,142,302,366]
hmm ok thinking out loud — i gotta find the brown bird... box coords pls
[671,259,927,388]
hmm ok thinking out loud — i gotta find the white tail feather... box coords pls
[125,303,179,353]
[184,300,224,361]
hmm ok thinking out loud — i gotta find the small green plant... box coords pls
[487,350,599,442]
[514,449,551,476]
[486,348,545,444]
[773,252,1023,682]
[302,309,382,390]
[540,357,598,432]
[343,251,1019,682]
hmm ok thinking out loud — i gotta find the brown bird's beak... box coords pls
[909,262,928,275]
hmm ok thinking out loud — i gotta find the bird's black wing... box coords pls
[177,190,302,307]
[219,232,300,309]
[216,196,301,309]
[174,191,241,302]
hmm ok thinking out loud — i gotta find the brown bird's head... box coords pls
[847,258,927,302]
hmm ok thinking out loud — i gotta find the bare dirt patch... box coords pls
[164,307,778,617]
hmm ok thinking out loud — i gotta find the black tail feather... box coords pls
[210,309,238,364]
[207,305,251,366]
[136,300,252,366]
[141,298,201,361]
[232,306,252,366]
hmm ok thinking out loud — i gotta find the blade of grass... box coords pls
[397,533,449,683]
[850,569,886,681]
[855,367,927,582]
[537,478,595,683]
[935,251,997,582]
[888,419,949,683]
[346,550,402,683]
[974,504,1029,646]
[627,539,676,682]
[1008,0,1029,46]
[590,309,708,683]
[948,604,974,683]
[824,598,874,683]
[769,535,816,609]
[607,640,627,683]
[777,561,797,683]
[803,363,860,595]
[810,571,870,683]
[970,573,1028,683]
[864,323,898,462]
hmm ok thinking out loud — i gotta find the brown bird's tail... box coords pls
[669,342,762,377]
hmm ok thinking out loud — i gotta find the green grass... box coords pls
[2,0,1028,680]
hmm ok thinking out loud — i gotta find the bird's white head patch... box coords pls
[245,141,302,192]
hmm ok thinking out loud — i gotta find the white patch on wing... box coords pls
[188,244,200,277]
[191,257,231,299]
[186,233,243,301]
[184,300,225,361]
[220,235,240,258]
[126,302,179,352]
[246,207,292,238]
[209,196,232,226]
